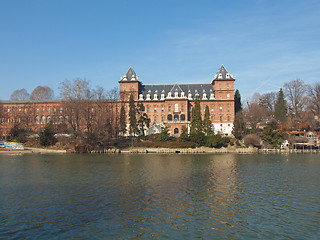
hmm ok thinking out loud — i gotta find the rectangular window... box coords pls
[147,107,150,113]
[181,106,184,111]
[169,106,171,111]
[220,106,222,112]
[162,107,164,112]
[211,106,214,111]
[227,107,230,112]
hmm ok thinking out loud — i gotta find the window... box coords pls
[41,116,45,124]
[48,108,51,114]
[220,106,222,112]
[147,107,150,113]
[228,116,230,121]
[154,107,157,113]
[161,117,164,122]
[174,128,179,135]
[211,106,214,111]
[174,103,178,112]
[154,117,157,123]
[181,114,185,122]
[43,108,45,113]
[167,114,173,122]
[227,106,230,112]
[36,108,39,113]
[35,116,40,124]
[227,83,229,87]
[169,106,171,112]
[181,106,184,111]
[227,94,230,98]
[220,116,222,122]
[211,116,214,122]
[174,114,179,123]
[132,85,134,88]
[220,94,222,98]
[47,116,51,123]
[162,107,164,112]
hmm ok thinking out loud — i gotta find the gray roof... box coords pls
[212,64,235,81]
[139,83,214,100]
[119,67,139,82]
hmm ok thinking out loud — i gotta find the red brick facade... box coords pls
[0,65,235,137]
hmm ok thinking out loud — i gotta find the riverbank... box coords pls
[0,147,67,155]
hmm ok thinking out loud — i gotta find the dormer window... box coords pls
[202,93,207,100]
[146,94,151,100]
[188,93,192,99]
[218,73,222,79]
[210,93,215,100]
[226,73,230,79]
[168,92,172,98]
[161,94,165,100]
[175,92,178,98]
[153,94,158,100]
[139,94,144,100]
[181,92,185,98]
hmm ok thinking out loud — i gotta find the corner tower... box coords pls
[211,65,235,135]
[119,67,142,101]
[211,64,235,101]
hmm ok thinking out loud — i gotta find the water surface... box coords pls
[0,153,320,239]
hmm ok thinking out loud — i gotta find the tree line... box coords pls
[233,78,320,147]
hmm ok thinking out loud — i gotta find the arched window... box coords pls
[174,114,179,123]
[41,116,45,124]
[59,116,64,124]
[35,116,40,124]
[180,114,185,122]
[167,114,172,122]
[53,116,57,124]
[47,116,51,123]
[174,128,179,135]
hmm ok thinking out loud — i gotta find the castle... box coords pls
[0,65,235,137]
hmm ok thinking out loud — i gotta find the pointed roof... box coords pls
[119,66,140,82]
[212,64,235,81]
[169,83,184,94]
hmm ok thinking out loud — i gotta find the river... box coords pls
[0,153,319,239]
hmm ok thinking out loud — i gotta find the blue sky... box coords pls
[1,0,320,101]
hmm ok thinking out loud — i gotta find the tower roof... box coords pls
[119,66,140,82]
[212,64,235,81]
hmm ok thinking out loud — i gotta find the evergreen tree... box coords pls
[203,105,212,136]
[119,105,126,136]
[190,96,205,145]
[137,102,150,137]
[180,126,189,141]
[262,124,286,147]
[235,89,242,114]
[160,125,170,142]
[128,95,138,136]
[274,88,287,124]
[39,124,57,146]
[232,111,246,140]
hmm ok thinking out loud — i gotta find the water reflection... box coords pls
[1,154,320,239]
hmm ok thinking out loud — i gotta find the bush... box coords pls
[243,134,261,147]
[206,135,230,148]
[39,124,57,146]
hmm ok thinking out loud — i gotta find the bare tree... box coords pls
[59,78,93,141]
[259,91,277,112]
[10,89,30,101]
[30,86,54,101]
[307,82,320,116]
[284,79,307,117]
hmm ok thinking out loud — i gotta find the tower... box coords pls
[119,67,141,102]
[211,64,235,135]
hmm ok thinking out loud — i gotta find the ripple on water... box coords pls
[0,153,320,239]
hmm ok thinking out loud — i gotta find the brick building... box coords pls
[0,65,235,137]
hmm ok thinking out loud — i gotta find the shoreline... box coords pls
[1,146,319,155]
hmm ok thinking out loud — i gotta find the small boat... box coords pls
[0,141,24,150]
